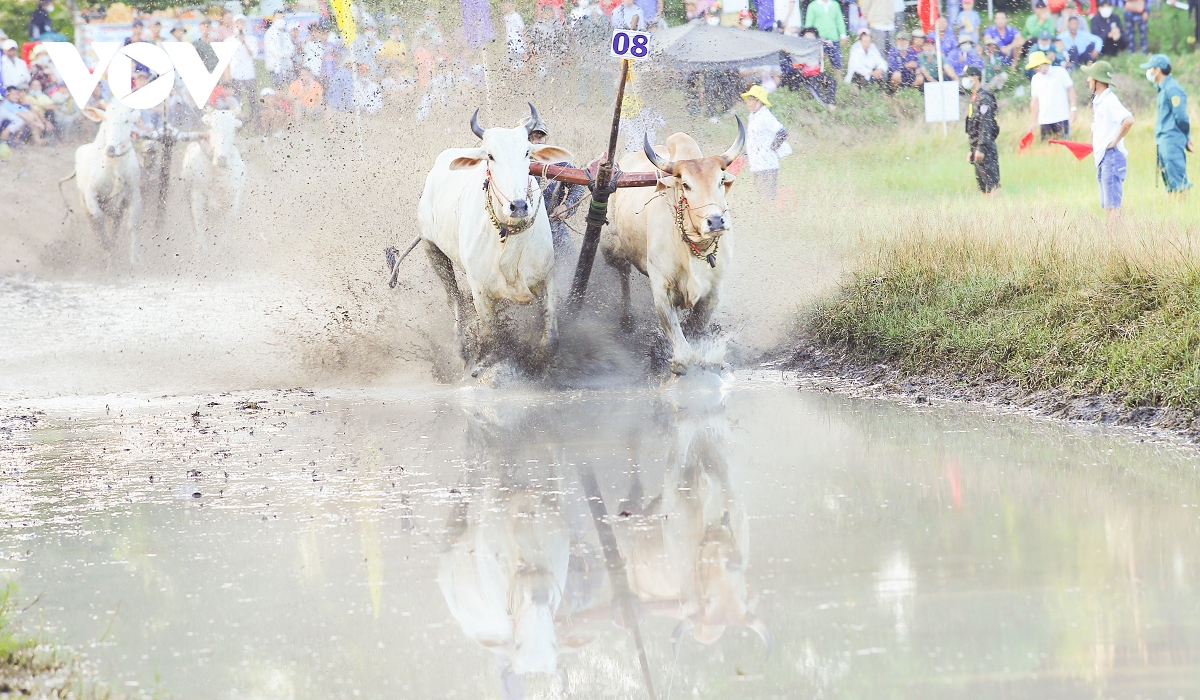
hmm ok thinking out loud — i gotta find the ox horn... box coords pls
[719,115,746,168]
[746,613,773,659]
[470,108,485,139]
[525,102,539,135]
[671,617,695,656]
[644,134,675,174]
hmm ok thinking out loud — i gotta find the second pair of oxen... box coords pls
[418,104,745,375]
[62,102,244,265]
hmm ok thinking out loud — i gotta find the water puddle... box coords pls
[2,375,1199,698]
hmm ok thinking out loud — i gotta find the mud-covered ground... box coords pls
[780,342,1200,444]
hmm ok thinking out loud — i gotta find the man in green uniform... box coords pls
[1142,53,1193,196]
[963,65,1000,194]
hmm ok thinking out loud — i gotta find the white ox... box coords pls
[180,110,245,248]
[61,102,143,265]
[614,399,771,655]
[416,104,571,370]
[601,120,745,375]
[438,472,571,677]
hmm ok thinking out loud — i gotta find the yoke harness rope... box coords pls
[483,167,542,241]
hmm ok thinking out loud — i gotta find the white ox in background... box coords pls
[60,102,143,265]
[602,120,745,375]
[416,104,571,371]
[613,399,771,655]
[180,110,245,248]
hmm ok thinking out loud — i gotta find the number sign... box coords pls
[610,29,652,61]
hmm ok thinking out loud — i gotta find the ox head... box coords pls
[450,104,572,226]
[671,510,772,658]
[644,117,745,238]
[83,102,138,158]
[201,109,242,169]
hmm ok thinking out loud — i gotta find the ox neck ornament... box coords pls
[483,173,541,241]
[674,193,719,268]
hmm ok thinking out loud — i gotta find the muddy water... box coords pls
[2,374,1200,699]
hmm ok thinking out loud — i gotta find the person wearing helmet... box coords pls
[529,119,589,278]
[963,65,999,195]
[1083,60,1133,217]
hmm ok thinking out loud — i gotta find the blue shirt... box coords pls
[887,46,919,73]
[955,9,981,43]
[635,0,659,25]
[1057,28,1099,57]
[1154,75,1191,145]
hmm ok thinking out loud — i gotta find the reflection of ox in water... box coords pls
[180,109,246,249]
[58,102,143,265]
[437,411,604,693]
[416,104,573,375]
[602,121,745,376]
[614,390,770,654]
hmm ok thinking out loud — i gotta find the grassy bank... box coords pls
[777,53,1200,412]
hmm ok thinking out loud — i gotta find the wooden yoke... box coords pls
[528,162,660,189]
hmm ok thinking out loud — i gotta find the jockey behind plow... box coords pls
[529,115,589,295]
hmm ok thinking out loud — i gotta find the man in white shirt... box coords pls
[1026,50,1076,140]
[1083,60,1133,217]
[227,17,259,118]
[611,0,646,30]
[0,40,31,90]
[262,12,295,87]
[845,28,887,86]
[741,84,789,200]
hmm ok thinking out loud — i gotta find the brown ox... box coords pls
[613,397,771,655]
[601,120,744,375]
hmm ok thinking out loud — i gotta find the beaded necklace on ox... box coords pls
[670,190,721,269]
[482,167,542,241]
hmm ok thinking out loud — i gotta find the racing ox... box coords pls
[601,120,745,375]
[416,104,572,371]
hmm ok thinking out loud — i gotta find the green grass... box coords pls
[788,51,1200,410]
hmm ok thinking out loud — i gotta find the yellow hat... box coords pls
[740,84,771,107]
[1025,50,1050,69]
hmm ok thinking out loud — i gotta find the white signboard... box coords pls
[923,80,960,123]
[610,29,652,61]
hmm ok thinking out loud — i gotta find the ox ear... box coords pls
[655,175,677,192]
[449,148,486,171]
[82,106,104,123]
[530,144,573,164]
[722,170,736,192]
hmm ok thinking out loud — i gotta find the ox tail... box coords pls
[385,235,423,289]
[58,171,77,222]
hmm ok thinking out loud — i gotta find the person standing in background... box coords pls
[954,0,981,44]
[1090,0,1123,56]
[28,0,54,40]
[302,22,328,80]
[962,65,1000,194]
[611,0,646,30]
[146,19,164,46]
[216,10,235,40]
[503,1,527,67]
[1083,60,1133,218]
[1123,0,1148,54]
[777,0,803,33]
[263,12,295,88]
[804,0,847,43]
[1143,54,1192,196]
[1027,50,1076,139]
[194,20,219,72]
[227,15,259,119]
[857,0,895,51]
[741,85,788,201]
[635,0,662,28]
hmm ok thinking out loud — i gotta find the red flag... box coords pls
[1018,131,1034,154]
[917,0,938,34]
[1048,139,1094,160]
